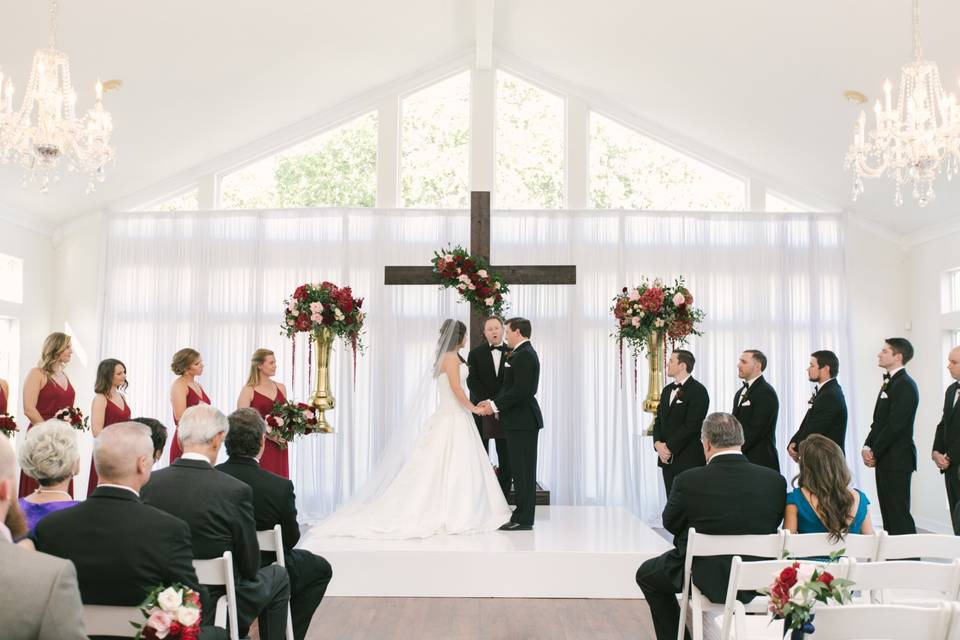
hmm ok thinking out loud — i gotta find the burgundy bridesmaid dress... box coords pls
[88,394,132,494]
[249,387,290,479]
[19,377,77,498]
[169,385,210,463]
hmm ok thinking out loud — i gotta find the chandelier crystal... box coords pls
[844,0,960,207]
[0,0,114,193]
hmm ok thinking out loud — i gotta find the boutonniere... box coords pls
[807,392,816,407]
[675,387,685,401]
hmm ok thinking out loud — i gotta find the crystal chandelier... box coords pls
[844,0,960,207]
[0,0,114,193]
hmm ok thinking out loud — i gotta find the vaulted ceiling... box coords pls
[1,0,958,235]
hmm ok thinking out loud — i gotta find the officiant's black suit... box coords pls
[732,376,780,471]
[932,380,960,533]
[142,458,290,640]
[863,369,919,535]
[466,342,512,497]
[788,378,848,452]
[636,453,786,640]
[32,486,225,640]
[492,340,543,527]
[652,377,709,496]
[217,456,332,640]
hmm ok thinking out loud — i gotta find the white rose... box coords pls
[443,254,454,262]
[789,588,814,607]
[494,282,502,290]
[796,563,817,584]
[477,269,488,278]
[176,606,200,627]
[654,318,665,327]
[638,311,645,318]
[334,308,345,321]
[458,274,471,284]
[156,587,183,612]
[485,297,495,306]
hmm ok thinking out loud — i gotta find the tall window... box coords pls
[401,72,471,208]
[144,187,200,212]
[496,71,564,209]
[0,253,23,304]
[943,268,960,314]
[589,112,746,211]
[220,111,378,209]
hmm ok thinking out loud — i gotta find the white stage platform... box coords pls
[299,506,671,598]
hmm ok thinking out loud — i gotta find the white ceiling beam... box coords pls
[475,0,494,69]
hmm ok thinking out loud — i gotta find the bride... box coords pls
[307,319,512,539]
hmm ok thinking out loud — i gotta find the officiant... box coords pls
[467,316,512,499]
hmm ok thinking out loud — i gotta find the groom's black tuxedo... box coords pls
[467,342,512,497]
[732,375,780,472]
[652,377,709,495]
[493,340,542,526]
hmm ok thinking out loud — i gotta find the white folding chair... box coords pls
[781,532,880,561]
[810,602,958,640]
[82,605,141,638]
[876,532,960,562]
[677,529,786,640]
[845,558,960,605]
[257,524,295,640]
[194,551,240,640]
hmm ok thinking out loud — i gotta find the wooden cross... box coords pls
[384,191,577,347]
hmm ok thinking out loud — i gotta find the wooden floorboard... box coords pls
[251,597,655,639]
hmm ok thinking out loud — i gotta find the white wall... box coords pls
[843,218,909,524]
[903,227,960,533]
[50,212,106,497]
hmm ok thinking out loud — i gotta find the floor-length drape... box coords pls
[100,208,852,524]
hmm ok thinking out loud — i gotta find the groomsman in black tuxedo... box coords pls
[931,346,960,534]
[217,409,332,640]
[32,422,226,639]
[652,350,710,495]
[788,350,848,461]
[637,413,786,640]
[466,315,512,498]
[862,338,919,535]
[480,317,543,531]
[732,350,780,471]
[142,405,290,640]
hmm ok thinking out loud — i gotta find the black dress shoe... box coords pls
[499,522,532,531]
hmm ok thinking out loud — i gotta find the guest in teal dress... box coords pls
[17,420,80,533]
[784,434,873,540]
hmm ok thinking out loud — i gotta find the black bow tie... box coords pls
[489,345,505,352]
[741,381,749,390]
[883,373,891,381]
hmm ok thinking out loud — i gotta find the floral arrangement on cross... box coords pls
[432,246,509,317]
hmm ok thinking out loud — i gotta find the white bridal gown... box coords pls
[308,363,512,539]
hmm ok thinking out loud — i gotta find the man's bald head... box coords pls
[94,422,155,488]
[948,346,960,383]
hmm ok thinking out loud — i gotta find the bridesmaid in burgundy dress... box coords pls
[88,359,132,495]
[237,348,290,478]
[169,348,210,462]
[20,332,77,497]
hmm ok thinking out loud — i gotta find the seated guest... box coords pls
[142,405,290,640]
[132,416,168,463]
[218,408,332,640]
[636,413,787,640]
[785,434,873,540]
[0,432,87,639]
[17,420,80,532]
[31,422,225,639]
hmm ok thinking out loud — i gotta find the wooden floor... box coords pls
[253,597,656,639]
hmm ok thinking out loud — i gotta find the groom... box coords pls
[480,317,543,531]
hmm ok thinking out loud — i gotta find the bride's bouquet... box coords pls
[54,406,89,432]
[0,413,17,438]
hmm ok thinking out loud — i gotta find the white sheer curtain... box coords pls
[100,208,853,525]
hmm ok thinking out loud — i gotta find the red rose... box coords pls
[295,314,311,332]
[778,564,799,589]
[639,287,665,313]
[622,287,628,293]
[817,571,834,587]
[168,621,182,636]
[339,297,354,313]
[356,298,364,309]
[293,285,309,301]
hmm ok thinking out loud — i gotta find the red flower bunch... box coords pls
[0,413,17,438]
[134,584,202,640]
[54,406,89,432]
[761,561,852,632]
[266,401,319,448]
[611,276,705,356]
[282,281,366,367]
[432,245,509,317]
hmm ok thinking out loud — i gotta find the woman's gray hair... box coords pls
[18,419,80,485]
[700,412,745,449]
[178,404,229,446]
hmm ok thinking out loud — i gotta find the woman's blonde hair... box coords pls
[38,332,71,376]
[18,420,79,486]
[171,348,201,376]
[246,349,275,387]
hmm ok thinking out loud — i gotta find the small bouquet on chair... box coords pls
[133,584,202,640]
[761,562,852,638]
[0,413,17,438]
[54,406,89,432]
[267,400,317,448]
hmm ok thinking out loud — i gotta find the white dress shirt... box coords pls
[95,483,140,497]
[180,452,212,464]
